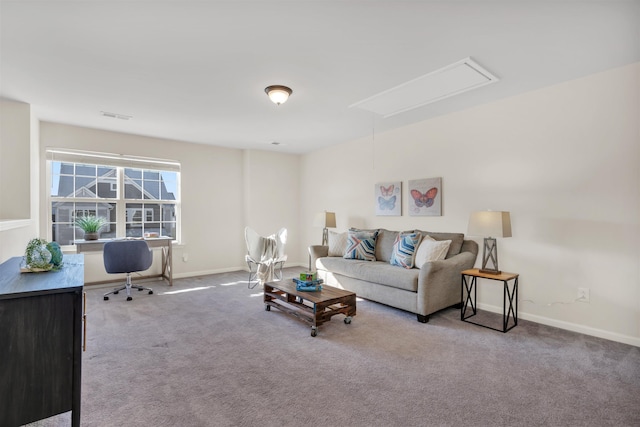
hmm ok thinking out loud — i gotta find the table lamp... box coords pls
[314,211,336,245]
[467,211,512,274]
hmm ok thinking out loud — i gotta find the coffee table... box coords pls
[264,280,356,337]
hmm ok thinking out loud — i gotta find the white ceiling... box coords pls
[1,1,639,154]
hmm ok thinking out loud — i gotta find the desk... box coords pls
[75,237,173,286]
[0,254,84,427]
[461,268,519,333]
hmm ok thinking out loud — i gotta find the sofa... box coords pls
[309,228,478,323]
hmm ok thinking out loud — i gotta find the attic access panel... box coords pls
[350,57,499,118]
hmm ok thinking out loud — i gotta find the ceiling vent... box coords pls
[350,57,499,118]
[101,111,132,120]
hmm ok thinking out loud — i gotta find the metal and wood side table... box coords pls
[461,268,519,333]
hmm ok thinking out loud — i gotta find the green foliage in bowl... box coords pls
[75,215,107,233]
[24,238,56,271]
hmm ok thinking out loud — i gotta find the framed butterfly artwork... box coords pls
[408,177,442,216]
[375,181,401,216]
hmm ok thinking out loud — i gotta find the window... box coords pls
[48,150,180,246]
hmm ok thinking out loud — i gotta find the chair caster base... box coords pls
[149,290,153,294]
[104,296,109,301]
[127,296,133,301]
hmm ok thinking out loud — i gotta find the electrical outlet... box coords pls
[577,287,590,303]
[182,253,188,262]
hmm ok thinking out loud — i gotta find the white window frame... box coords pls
[46,149,181,249]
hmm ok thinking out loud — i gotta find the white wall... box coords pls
[243,149,300,260]
[0,99,39,262]
[39,123,303,282]
[301,63,640,346]
[0,99,31,219]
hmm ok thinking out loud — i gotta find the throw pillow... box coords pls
[414,236,451,268]
[327,230,348,257]
[343,230,378,261]
[417,230,464,258]
[389,232,423,269]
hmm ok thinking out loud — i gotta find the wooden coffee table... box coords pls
[264,280,356,337]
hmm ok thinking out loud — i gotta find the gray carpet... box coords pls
[28,268,640,426]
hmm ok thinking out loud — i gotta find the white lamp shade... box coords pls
[313,211,336,228]
[265,85,292,105]
[467,211,512,238]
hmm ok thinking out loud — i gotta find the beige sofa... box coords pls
[309,229,478,323]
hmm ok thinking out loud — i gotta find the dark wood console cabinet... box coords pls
[0,254,84,427]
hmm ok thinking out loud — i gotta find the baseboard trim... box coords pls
[172,263,307,280]
[476,302,640,347]
[173,266,246,279]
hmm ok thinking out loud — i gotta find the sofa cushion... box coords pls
[344,230,378,261]
[417,230,464,258]
[374,229,399,262]
[328,230,347,257]
[390,232,423,269]
[414,236,451,268]
[317,257,419,292]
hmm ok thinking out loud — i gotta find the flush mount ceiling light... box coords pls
[350,57,499,118]
[265,85,292,105]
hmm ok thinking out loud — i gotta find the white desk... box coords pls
[75,237,173,286]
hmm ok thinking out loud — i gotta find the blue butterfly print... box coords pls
[378,195,396,210]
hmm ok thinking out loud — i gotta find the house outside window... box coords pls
[48,150,180,246]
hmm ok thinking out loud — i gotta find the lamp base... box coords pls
[481,237,501,275]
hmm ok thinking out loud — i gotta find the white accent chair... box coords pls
[245,227,287,289]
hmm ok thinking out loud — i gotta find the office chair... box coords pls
[245,227,287,289]
[103,239,154,301]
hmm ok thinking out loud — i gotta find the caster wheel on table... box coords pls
[311,327,318,337]
[126,296,133,301]
[344,317,352,324]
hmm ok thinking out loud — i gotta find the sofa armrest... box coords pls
[416,251,477,316]
[308,245,329,271]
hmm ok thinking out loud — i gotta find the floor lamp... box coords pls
[467,211,512,275]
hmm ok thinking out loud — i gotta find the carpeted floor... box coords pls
[27,268,640,426]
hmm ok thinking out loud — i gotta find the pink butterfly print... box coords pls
[411,187,438,208]
[380,185,394,196]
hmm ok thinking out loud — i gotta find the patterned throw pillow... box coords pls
[390,232,423,269]
[328,231,348,257]
[343,230,378,261]
[414,236,452,268]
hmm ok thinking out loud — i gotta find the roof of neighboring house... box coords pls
[55,163,175,200]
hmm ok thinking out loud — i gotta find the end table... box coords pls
[461,268,519,333]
